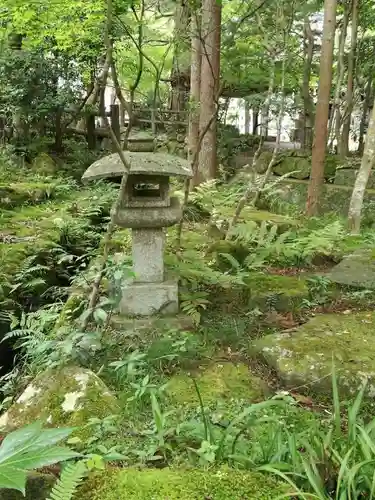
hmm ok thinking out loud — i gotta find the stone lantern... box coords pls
[82,152,192,316]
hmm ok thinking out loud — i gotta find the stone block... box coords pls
[119,280,179,316]
[113,196,183,229]
[132,228,164,282]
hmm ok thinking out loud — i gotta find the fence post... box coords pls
[86,113,96,150]
[110,104,120,151]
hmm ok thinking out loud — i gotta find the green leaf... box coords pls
[5,446,80,471]
[0,467,27,494]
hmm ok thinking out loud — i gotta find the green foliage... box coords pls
[47,460,88,500]
[0,422,79,495]
[260,367,375,498]
[180,291,210,325]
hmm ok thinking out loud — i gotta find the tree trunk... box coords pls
[302,17,315,150]
[306,0,337,216]
[328,6,348,149]
[244,98,250,134]
[111,60,128,128]
[170,0,191,115]
[358,77,373,156]
[340,0,359,158]
[188,9,202,171]
[348,98,375,234]
[252,107,259,135]
[197,0,221,183]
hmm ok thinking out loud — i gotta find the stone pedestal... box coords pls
[119,280,178,316]
[132,228,164,282]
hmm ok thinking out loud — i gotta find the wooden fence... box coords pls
[0,104,189,151]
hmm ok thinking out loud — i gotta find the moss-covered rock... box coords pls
[77,467,286,499]
[167,362,268,406]
[31,153,57,175]
[273,154,311,179]
[54,290,87,329]
[0,366,119,437]
[0,473,55,500]
[246,273,308,311]
[255,151,278,174]
[329,249,375,289]
[250,311,375,397]
[0,182,57,208]
[270,153,339,181]
[211,273,308,313]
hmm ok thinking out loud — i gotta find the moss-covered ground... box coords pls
[77,467,288,499]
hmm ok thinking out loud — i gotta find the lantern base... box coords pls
[119,279,178,317]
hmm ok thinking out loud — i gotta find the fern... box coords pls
[47,460,88,500]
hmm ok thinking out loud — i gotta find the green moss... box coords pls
[54,291,86,329]
[31,153,57,175]
[0,366,119,440]
[211,273,308,313]
[77,467,286,499]
[250,311,375,397]
[255,151,277,174]
[273,154,311,179]
[167,362,268,406]
[0,182,57,208]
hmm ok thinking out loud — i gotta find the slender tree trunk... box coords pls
[358,77,373,155]
[197,0,221,183]
[348,98,375,234]
[340,0,359,158]
[252,107,259,135]
[111,60,129,128]
[170,0,191,115]
[302,17,315,150]
[244,98,250,134]
[188,8,202,171]
[328,7,348,148]
[306,0,337,216]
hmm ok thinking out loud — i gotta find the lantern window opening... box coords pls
[131,182,162,200]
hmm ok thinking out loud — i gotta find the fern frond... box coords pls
[47,460,87,500]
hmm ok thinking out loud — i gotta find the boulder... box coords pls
[329,249,375,289]
[0,366,119,437]
[210,273,308,313]
[31,153,56,175]
[76,467,286,499]
[0,182,56,208]
[167,362,268,406]
[273,154,311,179]
[250,311,375,397]
[255,151,276,174]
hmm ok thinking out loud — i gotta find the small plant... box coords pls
[180,290,211,325]
[302,275,332,308]
[260,364,375,499]
[182,379,287,467]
